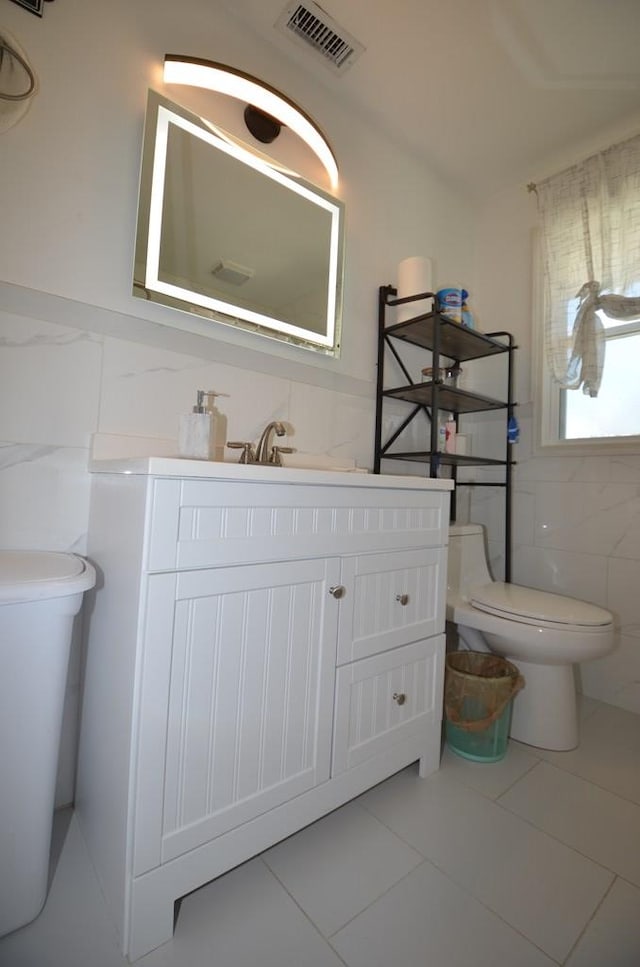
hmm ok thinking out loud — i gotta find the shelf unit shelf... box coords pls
[380,451,508,468]
[383,382,508,414]
[382,312,509,361]
[373,284,517,580]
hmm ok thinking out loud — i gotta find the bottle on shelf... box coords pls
[445,415,457,454]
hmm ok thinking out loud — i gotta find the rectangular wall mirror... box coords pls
[133,91,345,355]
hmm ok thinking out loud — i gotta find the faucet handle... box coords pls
[227,441,256,464]
[270,445,295,466]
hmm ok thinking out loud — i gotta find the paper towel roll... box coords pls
[397,257,433,323]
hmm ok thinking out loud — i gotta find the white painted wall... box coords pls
[0,0,477,805]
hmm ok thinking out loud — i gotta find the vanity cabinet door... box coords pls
[336,547,446,665]
[134,558,340,875]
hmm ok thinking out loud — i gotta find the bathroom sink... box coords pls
[278,453,364,473]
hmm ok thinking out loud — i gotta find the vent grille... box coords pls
[275,2,365,74]
[211,260,254,286]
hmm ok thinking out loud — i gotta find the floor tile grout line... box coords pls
[265,842,565,966]
[444,742,640,813]
[68,810,125,959]
[325,858,429,941]
[533,754,640,808]
[260,822,425,945]
[356,781,569,963]
[361,763,629,891]
[258,798,424,934]
[360,765,630,959]
[491,755,542,798]
[256,855,349,966]
[559,874,619,966]
[404,849,565,963]
[494,760,640,882]
[415,852,566,964]
[530,754,640,809]
[444,750,543,802]
[490,793,621,884]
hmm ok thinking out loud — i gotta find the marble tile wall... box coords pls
[0,307,378,806]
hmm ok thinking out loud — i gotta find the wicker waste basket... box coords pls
[444,651,524,763]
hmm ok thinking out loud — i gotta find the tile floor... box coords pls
[1,697,639,967]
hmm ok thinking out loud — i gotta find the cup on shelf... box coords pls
[421,365,462,386]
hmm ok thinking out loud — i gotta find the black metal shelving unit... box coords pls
[374,284,517,581]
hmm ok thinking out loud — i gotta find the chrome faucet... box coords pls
[227,421,294,465]
[255,421,286,464]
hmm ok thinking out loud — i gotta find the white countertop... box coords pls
[89,457,454,491]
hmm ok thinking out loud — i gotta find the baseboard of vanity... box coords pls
[126,730,442,962]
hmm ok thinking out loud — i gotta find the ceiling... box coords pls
[222,0,640,198]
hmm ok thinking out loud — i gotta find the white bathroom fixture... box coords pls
[0,550,96,938]
[77,459,450,959]
[447,524,614,751]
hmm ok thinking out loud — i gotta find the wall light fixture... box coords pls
[163,55,339,189]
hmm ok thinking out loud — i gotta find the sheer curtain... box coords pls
[536,133,640,397]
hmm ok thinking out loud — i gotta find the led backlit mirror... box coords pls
[133,91,345,355]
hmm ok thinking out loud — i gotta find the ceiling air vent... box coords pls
[275,2,365,74]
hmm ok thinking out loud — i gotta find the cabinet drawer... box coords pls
[337,547,445,665]
[147,478,448,571]
[332,636,445,776]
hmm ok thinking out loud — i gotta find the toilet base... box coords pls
[506,660,578,751]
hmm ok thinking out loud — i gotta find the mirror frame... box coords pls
[134,91,345,356]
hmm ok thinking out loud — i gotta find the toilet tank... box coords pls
[447,524,492,599]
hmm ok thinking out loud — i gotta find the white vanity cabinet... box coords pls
[76,460,451,961]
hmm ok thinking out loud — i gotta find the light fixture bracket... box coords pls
[243,104,282,144]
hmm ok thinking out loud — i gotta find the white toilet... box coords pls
[0,550,96,937]
[447,524,614,751]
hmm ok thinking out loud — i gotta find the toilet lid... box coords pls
[0,550,96,603]
[470,583,612,628]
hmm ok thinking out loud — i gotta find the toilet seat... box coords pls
[470,583,612,630]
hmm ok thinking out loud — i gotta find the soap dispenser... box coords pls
[178,390,212,460]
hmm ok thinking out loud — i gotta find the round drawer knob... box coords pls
[396,593,409,606]
[393,692,407,706]
[329,585,346,599]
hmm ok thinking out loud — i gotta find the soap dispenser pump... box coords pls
[178,390,212,460]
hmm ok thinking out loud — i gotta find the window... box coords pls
[561,304,640,441]
[534,133,640,452]
[537,287,640,453]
